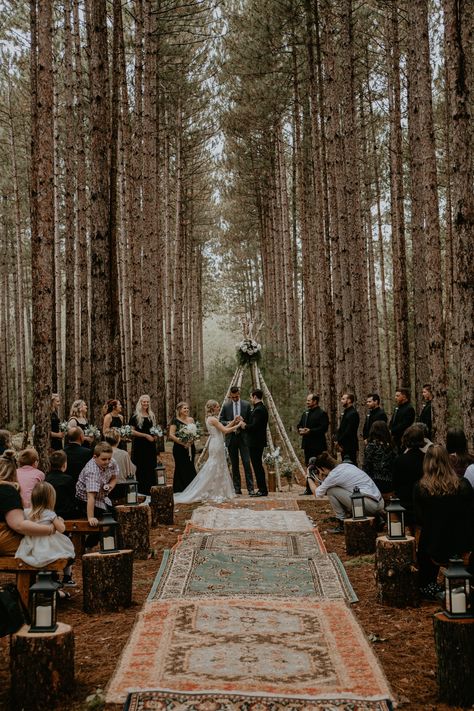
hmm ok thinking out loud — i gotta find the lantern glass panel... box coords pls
[100,514,119,553]
[444,559,473,617]
[29,572,58,632]
[126,480,138,504]
[351,488,366,519]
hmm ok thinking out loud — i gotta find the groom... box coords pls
[241,388,269,497]
[220,386,254,495]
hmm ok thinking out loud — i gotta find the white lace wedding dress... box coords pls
[174,418,236,503]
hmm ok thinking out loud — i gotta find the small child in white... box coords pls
[15,481,75,585]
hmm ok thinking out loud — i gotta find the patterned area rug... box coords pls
[148,549,357,602]
[105,599,392,708]
[189,506,314,531]
[214,498,299,511]
[125,690,393,710]
[173,528,327,556]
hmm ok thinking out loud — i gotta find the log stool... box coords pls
[375,535,420,607]
[344,517,377,555]
[433,612,474,706]
[82,549,133,613]
[115,503,151,559]
[10,623,74,710]
[150,484,174,526]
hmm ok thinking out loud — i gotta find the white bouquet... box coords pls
[263,447,282,467]
[84,425,101,440]
[150,425,163,437]
[236,338,262,365]
[176,422,200,459]
[118,425,133,440]
[59,421,69,433]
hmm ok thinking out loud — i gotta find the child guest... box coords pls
[75,442,118,547]
[16,448,45,508]
[15,481,76,586]
[46,450,77,520]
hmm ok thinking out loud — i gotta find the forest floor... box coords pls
[0,452,464,711]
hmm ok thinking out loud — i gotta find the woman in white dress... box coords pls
[174,400,241,503]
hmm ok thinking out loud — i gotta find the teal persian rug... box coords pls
[148,549,357,602]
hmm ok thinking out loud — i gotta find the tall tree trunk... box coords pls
[31,0,54,468]
[442,0,474,442]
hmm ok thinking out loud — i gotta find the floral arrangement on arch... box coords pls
[236,338,262,366]
[281,460,296,482]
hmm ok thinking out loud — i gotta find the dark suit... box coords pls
[419,401,432,440]
[46,470,78,519]
[297,406,329,463]
[362,407,388,440]
[390,402,416,450]
[336,405,360,464]
[64,442,93,482]
[220,399,254,493]
[245,401,269,495]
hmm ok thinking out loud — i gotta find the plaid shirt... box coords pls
[75,457,118,511]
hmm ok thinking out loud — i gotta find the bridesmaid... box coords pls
[102,399,126,450]
[129,395,159,495]
[68,400,93,447]
[169,401,197,493]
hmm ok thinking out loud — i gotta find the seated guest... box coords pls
[103,429,136,501]
[75,442,118,546]
[414,445,474,599]
[363,421,396,502]
[64,427,93,481]
[16,448,45,508]
[46,450,78,519]
[308,451,384,534]
[0,450,56,555]
[446,427,474,477]
[392,424,426,532]
[0,430,12,455]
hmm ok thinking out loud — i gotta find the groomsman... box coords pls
[335,393,360,465]
[362,393,387,443]
[241,389,269,497]
[418,384,433,440]
[297,394,329,494]
[389,388,416,451]
[220,387,254,495]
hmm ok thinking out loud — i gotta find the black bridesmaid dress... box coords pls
[129,414,157,495]
[172,418,197,493]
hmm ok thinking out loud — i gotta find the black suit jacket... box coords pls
[220,399,251,446]
[390,402,416,448]
[362,407,388,440]
[245,402,268,449]
[64,443,93,481]
[419,401,432,439]
[336,406,360,451]
[297,407,329,454]
[46,470,78,519]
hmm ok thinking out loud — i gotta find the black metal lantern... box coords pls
[125,477,139,505]
[29,572,59,633]
[155,460,166,486]
[386,497,406,539]
[351,486,366,520]
[444,558,473,618]
[99,512,119,553]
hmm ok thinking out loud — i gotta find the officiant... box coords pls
[220,387,254,495]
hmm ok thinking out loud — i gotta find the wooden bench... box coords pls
[0,557,68,607]
[64,519,98,556]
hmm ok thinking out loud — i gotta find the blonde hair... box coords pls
[134,394,156,429]
[18,448,39,467]
[205,400,219,417]
[69,399,86,419]
[419,445,461,496]
[176,401,189,418]
[29,481,56,521]
[0,450,19,488]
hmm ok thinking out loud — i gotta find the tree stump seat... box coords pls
[114,503,151,559]
[344,517,377,555]
[150,485,174,526]
[375,535,420,607]
[10,622,75,710]
[82,549,133,613]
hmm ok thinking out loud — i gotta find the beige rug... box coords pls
[189,505,314,531]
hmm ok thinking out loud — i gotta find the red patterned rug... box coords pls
[173,527,327,555]
[215,498,299,510]
[105,599,393,710]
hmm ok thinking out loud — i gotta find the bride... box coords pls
[174,400,242,503]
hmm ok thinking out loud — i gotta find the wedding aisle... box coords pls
[105,496,394,711]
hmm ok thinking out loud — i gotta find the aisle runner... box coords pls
[190,505,313,531]
[213,498,299,511]
[106,599,392,710]
[173,528,327,556]
[148,549,357,602]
